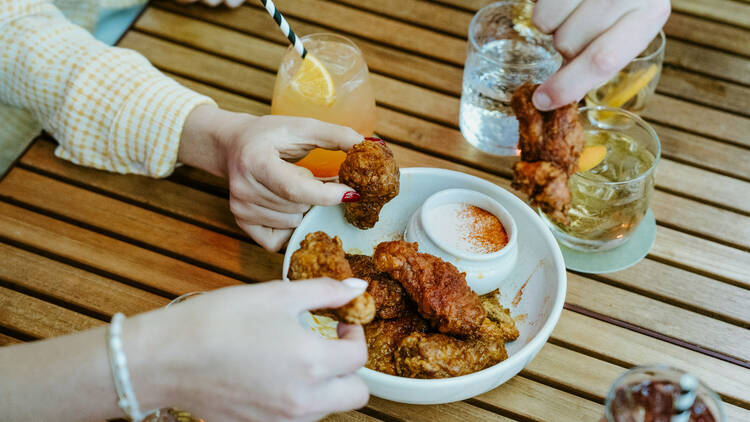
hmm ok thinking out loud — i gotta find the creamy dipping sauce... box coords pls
[425,203,508,254]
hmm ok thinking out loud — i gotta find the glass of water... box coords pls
[459,0,562,156]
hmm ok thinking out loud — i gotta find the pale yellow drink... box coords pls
[271,33,376,178]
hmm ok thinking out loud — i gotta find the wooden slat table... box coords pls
[1,1,749,421]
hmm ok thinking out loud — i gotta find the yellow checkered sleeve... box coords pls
[0,0,217,177]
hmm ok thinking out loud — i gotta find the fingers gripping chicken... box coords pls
[288,232,375,324]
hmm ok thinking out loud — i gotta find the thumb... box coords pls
[287,278,369,313]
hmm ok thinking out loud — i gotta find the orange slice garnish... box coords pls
[577,145,607,172]
[291,54,335,106]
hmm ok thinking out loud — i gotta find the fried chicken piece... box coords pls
[511,82,584,225]
[512,161,571,225]
[512,83,584,174]
[288,232,375,324]
[479,289,519,342]
[338,139,400,229]
[363,312,431,375]
[373,241,486,337]
[394,319,508,378]
[346,254,411,320]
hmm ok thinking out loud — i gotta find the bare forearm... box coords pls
[178,104,253,178]
[0,325,121,421]
[0,311,174,421]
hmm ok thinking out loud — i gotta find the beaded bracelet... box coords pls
[107,312,155,422]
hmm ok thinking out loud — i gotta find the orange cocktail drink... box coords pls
[271,33,376,178]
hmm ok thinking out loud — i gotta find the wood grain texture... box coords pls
[322,412,382,422]
[665,39,750,86]
[149,2,464,96]
[0,287,102,338]
[671,0,750,29]
[552,310,750,406]
[20,139,242,235]
[473,376,603,421]
[0,333,22,346]
[566,274,750,363]
[0,168,282,283]
[367,397,517,422]
[0,201,240,296]
[0,242,168,317]
[658,67,750,117]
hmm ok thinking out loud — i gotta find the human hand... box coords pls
[173,0,247,8]
[531,0,670,110]
[179,106,363,251]
[126,278,370,422]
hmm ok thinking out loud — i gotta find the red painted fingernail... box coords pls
[341,191,360,203]
[365,137,386,145]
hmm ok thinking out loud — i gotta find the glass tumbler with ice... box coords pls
[459,0,562,156]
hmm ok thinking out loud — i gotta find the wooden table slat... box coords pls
[322,412,383,422]
[0,167,281,283]
[0,286,102,338]
[0,332,22,346]
[552,310,750,406]
[150,1,466,97]
[366,397,518,422]
[0,201,239,296]
[671,0,750,30]
[665,38,750,87]
[0,241,168,317]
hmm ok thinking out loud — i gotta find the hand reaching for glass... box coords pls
[531,0,670,110]
[179,106,363,252]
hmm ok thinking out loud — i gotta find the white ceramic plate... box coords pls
[282,167,567,404]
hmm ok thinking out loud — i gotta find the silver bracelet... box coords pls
[107,312,154,422]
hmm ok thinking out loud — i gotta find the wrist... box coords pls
[121,310,187,412]
[178,104,247,178]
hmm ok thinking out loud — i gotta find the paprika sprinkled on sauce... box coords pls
[427,203,508,254]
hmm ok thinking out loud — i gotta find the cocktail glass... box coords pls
[541,106,660,252]
[271,33,376,179]
[459,0,562,156]
[586,31,665,119]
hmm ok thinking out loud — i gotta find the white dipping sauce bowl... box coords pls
[405,188,519,294]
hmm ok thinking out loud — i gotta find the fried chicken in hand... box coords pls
[512,161,571,225]
[288,232,375,324]
[511,82,584,225]
[373,241,486,337]
[339,139,400,229]
[347,254,411,320]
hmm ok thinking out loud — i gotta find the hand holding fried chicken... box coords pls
[338,139,400,229]
[288,232,375,324]
[511,82,584,225]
